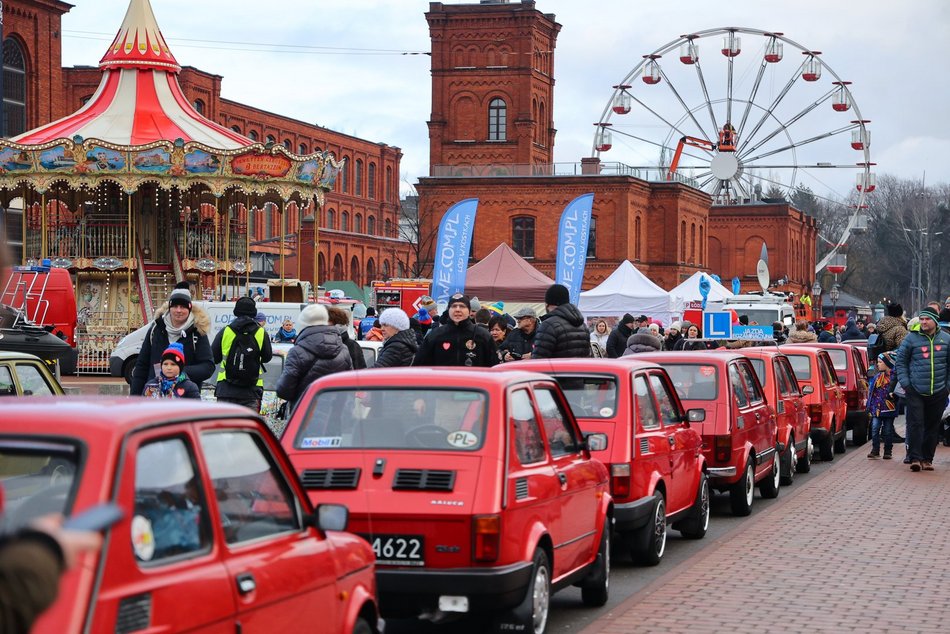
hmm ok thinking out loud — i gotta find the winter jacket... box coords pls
[664,331,683,351]
[817,330,836,343]
[373,328,419,368]
[622,332,663,355]
[0,529,65,633]
[211,316,274,401]
[876,315,908,352]
[788,328,818,343]
[142,373,201,399]
[131,303,214,396]
[606,323,634,358]
[414,318,497,367]
[840,319,864,341]
[867,370,898,419]
[276,324,352,406]
[674,337,708,351]
[497,327,537,359]
[275,327,297,343]
[894,328,950,396]
[532,303,592,359]
[341,329,367,370]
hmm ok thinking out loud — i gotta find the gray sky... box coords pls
[60,1,950,199]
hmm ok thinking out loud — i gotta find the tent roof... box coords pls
[13,0,251,149]
[464,243,555,302]
[578,260,674,320]
[669,271,734,310]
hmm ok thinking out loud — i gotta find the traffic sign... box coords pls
[703,312,732,339]
[733,325,774,341]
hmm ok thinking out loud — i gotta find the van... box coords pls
[707,293,796,329]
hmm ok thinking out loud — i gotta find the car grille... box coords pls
[393,469,456,491]
[115,593,151,634]
[300,468,361,489]
[640,438,650,455]
[515,477,529,500]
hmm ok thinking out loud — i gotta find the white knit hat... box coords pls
[298,303,329,328]
[379,307,410,331]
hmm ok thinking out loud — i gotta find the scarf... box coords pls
[163,311,195,342]
[160,375,178,395]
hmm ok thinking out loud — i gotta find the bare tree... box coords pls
[398,182,438,278]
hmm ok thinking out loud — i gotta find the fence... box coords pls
[76,331,126,375]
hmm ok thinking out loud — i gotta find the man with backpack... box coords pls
[211,297,273,411]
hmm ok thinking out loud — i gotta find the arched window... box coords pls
[368,163,376,199]
[326,208,336,230]
[690,223,696,263]
[3,39,28,136]
[699,225,704,265]
[366,258,376,282]
[231,125,242,134]
[488,98,507,141]
[384,218,392,237]
[385,166,393,201]
[397,261,406,278]
[367,216,376,236]
[680,220,687,262]
[635,217,642,260]
[248,130,259,141]
[341,157,350,193]
[512,216,535,258]
[318,253,327,285]
[355,159,363,196]
[298,143,308,154]
[193,99,205,115]
[332,254,344,280]
[350,256,361,286]
[282,139,291,150]
[587,217,596,259]
[354,214,363,234]
[341,211,350,232]
[382,260,391,280]
[538,102,546,147]
[265,134,276,145]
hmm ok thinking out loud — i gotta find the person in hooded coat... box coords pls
[276,304,351,409]
[622,331,663,356]
[327,306,366,370]
[840,318,864,341]
[817,321,837,343]
[788,320,818,343]
[373,308,419,368]
[532,284,592,359]
[606,313,636,358]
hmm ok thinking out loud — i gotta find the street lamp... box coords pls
[811,280,822,319]
[828,283,840,331]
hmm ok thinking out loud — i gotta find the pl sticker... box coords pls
[300,436,342,448]
[599,407,614,417]
[446,430,478,448]
[131,514,155,561]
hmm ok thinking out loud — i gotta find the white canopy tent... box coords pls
[669,272,734,312]
[578,260,675,324]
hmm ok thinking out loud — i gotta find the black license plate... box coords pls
[362,534,425,566]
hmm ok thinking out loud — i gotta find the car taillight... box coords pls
[610,463,631,499]
[808,404,823,424]
[713,435,731,463]
[473,514,501,562]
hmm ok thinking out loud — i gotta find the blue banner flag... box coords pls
[699,274,711,310]
[555,193,594,305]
[431,198,479,307]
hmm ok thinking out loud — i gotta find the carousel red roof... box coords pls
[12,0,251,149]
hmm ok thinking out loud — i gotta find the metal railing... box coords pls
[76,331,126,375]
[429,162,701,187]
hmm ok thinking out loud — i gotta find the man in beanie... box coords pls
[414,293,496,367]
[276,303,352,410]
[606,313,636,358]
[131,282,214,396]
[893,308,950,471]
[532,283,591,359]
[142,342,200,399]
[212,296,273,411]
[498,306,539,362]
[374,307,418,368]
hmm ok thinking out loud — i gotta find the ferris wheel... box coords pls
[591,27,874,272]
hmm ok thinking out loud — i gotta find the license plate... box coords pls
[362,534,425,566]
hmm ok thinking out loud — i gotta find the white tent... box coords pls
[578,260,675,323]
[669,272,734,312]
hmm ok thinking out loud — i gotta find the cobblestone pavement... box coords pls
[583,420,950,634]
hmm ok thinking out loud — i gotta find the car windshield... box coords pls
[786,354,811,380]
[550,374,618,419]
[0,440,80,531]
[295,388,488,451]
[663,364,719,401]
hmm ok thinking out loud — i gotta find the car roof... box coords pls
[0,350,47,362]
[635,351,745,364]
[304,366,556,391]
[506,357,665,376]
[733,348,788,359]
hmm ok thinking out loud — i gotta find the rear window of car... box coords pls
[663,364,719,401]
[550,374,618,419]
[786,354,811,381]
[748,358,766,388]
[294,388,487,451]
[0,439,81,530]
[825,349,849,370]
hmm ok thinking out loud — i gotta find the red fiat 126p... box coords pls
[281,367,612,633]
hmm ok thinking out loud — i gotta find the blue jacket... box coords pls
[894,328,950,396]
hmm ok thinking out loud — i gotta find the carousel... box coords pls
[0,0,341,368]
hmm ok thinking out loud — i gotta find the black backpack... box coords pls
[225,325,261,387]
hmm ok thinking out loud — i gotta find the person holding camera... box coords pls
[498,306,538,362]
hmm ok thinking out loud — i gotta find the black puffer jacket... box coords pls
[414,319,497,367]
[532,303,591,359]
[374,328,419,368]
[622,332,663,355]
[606,323,634,358]
[131,304,214,396]
[497,327,537,359]
[276,325,351,406]
[340,328,366,370]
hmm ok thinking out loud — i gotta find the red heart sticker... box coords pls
[923,353,930,359]
[176,388,185,396]
[937,346,943,351]
[442,342,451,350]
[922,346,929,352]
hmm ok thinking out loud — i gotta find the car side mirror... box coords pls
[313,503,349,532]
[584,432,608,452]
[686,408,705,422]
[801,385,814,395]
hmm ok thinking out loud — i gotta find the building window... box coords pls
[354,214,363,234]
[488,98,507,141]
[512,216,535,258]
[248,130,259,141]
[385,166,393,201]
[587,217,596,258]
[699,225,704,265]
[3,39,27,137]
[680,220,686,262]
[355,159,363,196]
[384,218,392,237]
[382,260,391,279]
[341,211,350,232]
[80,95,93,106]
[326,208,335,230]
[265,134,276,145]
[366,258,376,282]
[231,125,242,134]
[298,143,308,154]
[333,254,344,279]
[690,223,696,263]
[367,163,376,200]
[350,256,361,286]
[282,139,291,150]
[635,216,642,260]
[193,99,205,115]
[341,157,350,193]
[367,216,376,236]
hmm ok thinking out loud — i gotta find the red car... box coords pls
[281,367,612,633]
[509,358,710,565]
[636,352,780,516]
[782,346,847,461]
[0,398,380,634]
[734,348,813,483]
[805,342,870,446]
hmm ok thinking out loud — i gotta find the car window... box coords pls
[0,366,15,396]
[782,360,802,396]
[533,387,579,456]
[200,431,300,544]
[634,374,660,429]
[774,360,793,397]
[737,362,765,403]
[133,437,211,563]
[362,346,376,366]
[748,358,766,388]
[852,349,867,380]
[511,388,545,465]
[786,354,811,381]
[816,355,834,387]
[551,374,618,419]
[0,440,79,531]
[664,364,719,401]
[825,348,849,370]
[648,373,681,426]
[15,363,55,396]
[728,364,750,408]
[296,388,487,450]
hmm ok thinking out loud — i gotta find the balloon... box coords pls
[731,277,741,296]
[699,275,711,310]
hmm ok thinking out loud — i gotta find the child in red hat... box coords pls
[142,342,200,399]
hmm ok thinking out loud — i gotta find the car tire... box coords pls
[818,426,835,462]
[833,422,847,454]
[122,356,136,385]
[780,436,796,486]
[352,617,373,634]
[631,491,666,566]
[759,454,780,499]
[580,522,610,607]
[676,474,710,539]
[850,416,868,447]
[729,460,754,517]
[796,437,812,474]
[495,549,551,634]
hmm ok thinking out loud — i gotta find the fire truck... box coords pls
[371,279,432,315]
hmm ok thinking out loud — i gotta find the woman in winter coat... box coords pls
[276,304,352,409]
[674,323,708,351]
[622,331,663,355]
[373,308,419,368]
[590,320,609,352]
[788,320,818,343]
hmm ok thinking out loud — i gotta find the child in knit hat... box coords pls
[142,342,200,399]
[866,352,898,459]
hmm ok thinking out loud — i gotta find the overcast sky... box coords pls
[60,0,950,199]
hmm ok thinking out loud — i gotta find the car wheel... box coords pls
[729,460,754,516]
[496,549,551,634]
[631,491,666,566]
[780,437,796,486]
[759,454,781,499]
[819,426,835,462]
[352,617,373,634]
[796,437,812,474]
[833,422,847,454]
[850,417,868,447]
[122,356,136,385]
[677,474,710,539]
[580,522,610,607]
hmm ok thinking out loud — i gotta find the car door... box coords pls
[632,373,672,507]
[818,353,846,426]
[727,362,756,466]
[647,371,695,514]
[777,357,808,452]
[197,426,337,632]
[736,360,774,476]
[12,359,59,396]
[91,428,235,634]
